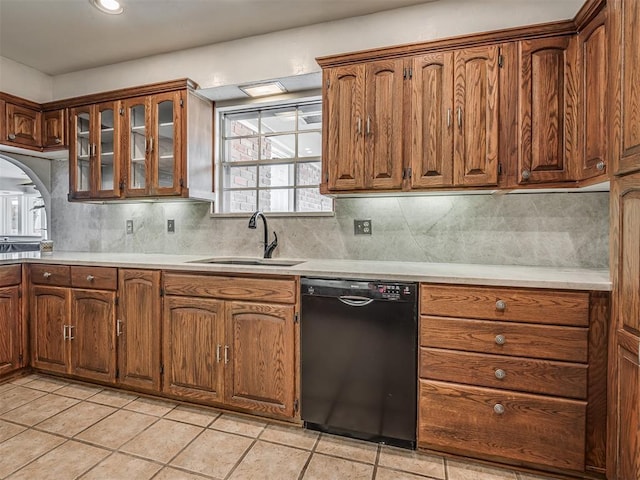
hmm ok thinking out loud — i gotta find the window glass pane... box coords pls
[298,132,321,158]
[263,134,295,159]
[298,104,322,131]
[157,100,175,188]
[259,164,293,188]
[225,138,260,163]
[99,108,114,191]
[76,112,91,192]
[296,188,333,212]
[224,189,257,212]
[261,107,296,134]
[129,103,146,189]
[224,165,257,189]
[259,188,293,212]
[296,162,321,186]
[225,111,259,137]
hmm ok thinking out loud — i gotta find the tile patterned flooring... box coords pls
[0,374,557,480]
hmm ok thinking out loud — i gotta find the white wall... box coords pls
[52,0,584,100]
[0,56,53,102]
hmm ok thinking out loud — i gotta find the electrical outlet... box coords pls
[126,219,133,234]
[167,219,175,233]
[354,219,372,235]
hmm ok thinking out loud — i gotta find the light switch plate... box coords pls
[126,220,133,234]
[354,219,372,235]
[167,219,175,233]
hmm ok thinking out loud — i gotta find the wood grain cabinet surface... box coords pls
[41,108,66,150]
[0,265,23,377]
[162,272,298,419]
[418,282,607,476]
[3,101,41,148]
[30,265,117,383]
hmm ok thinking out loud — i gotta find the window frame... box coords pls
[213,93,333,217]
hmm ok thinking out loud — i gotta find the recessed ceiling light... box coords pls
[239,82,287,98]
[90,0,124,15]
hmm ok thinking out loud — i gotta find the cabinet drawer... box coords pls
[420,347,587,399]
[421,315,587,363]
[418,379,586,471]
[421,285,589,326]
[71,266,117,290]
[30,264,71,286]
[164,273,296,304]
[0,265,21,287]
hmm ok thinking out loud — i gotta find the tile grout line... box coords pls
[295,430,322,480]
[371,443,382,480]
[221,420,270,480]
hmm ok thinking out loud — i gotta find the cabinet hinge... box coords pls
[160,364,164,375]
[294,399,299,413]
[409,67,413,79]
[403,167,412,180]
[403,67,407,80]
[179,178,184,187]
[115,296,119,306]
[17,288,22,299]
[119,107,124,116]
[294,312,299,324]
[498,48,504,68]
[119,180,124,191]
[325,173,329,183]
[18,353,23,363]
[326,79,330,89]
[115,368,119,378]
[160,288,165,297]
[180,98,184,107]
[498,162,503,175]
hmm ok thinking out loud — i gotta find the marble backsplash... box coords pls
[49,160,609,268]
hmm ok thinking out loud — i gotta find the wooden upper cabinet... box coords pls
[118,269,161,391]
[123,91,183,197]
[453,45,500,187]
[577,9,608,181]
[225,301,296,417]
[324,60,403,192]
[69,102,121,199]
[324,65,366,191]
[518,36,578,184]
[409,52,454,188]
[42,109,66,150]
[4,102,41,148]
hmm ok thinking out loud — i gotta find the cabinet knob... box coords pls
[495,334,506,345]
[596,160,606,171]
[43,272,52,279]
[86,275,95,282]
[521,169,531,181]
[493,403,505,415]
[494,369,507,380]
[495,299,507,311]
[54,138,62,144]
[8,133,16,141]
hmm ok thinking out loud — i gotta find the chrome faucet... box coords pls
[248,211,278,258]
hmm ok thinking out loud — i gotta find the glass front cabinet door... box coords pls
[69,102,121,199]
[123,92,183,197]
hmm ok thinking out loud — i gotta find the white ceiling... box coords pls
[0,0,435,76]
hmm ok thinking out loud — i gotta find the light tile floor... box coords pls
[0,374,559,480]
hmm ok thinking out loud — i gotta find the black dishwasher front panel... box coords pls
[301,278,417,449]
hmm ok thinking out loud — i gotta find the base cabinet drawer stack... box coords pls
[418,284,607,476]
[30,264,118,383]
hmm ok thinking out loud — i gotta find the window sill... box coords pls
[209,211,335,219]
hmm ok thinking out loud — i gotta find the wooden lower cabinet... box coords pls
[117,269,161,390]
[0,265,24,376]
[163,296,224,402]
[162,273,299,419]
[225,301,296,417]
[31,285,69,374]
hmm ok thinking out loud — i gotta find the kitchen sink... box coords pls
[188,257,303,267]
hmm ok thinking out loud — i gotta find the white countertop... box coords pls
[0,251,611,291]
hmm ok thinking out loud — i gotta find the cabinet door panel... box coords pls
[454,46,499,186]
[365,59,404,190]
[5,103,41,148]
[42,109,66,150]
[31,286,69,373]
[163,296,224,402]
[69,106,93,198]
[118,269,161,390]
[616,343,640,479]
[225,301,295,417]
[0,286,21,376]
[410,52,454,188]
[325,65,365,190]
[123,97,150,196]
[152,92,182,195]
[95,102,121,198]
[519,36,578,183]
[70,289,116,383]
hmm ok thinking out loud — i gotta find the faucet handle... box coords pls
[264,231,278,258]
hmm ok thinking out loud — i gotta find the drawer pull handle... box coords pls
[494,369,506,380]
[495,334,506,345]
[116,319,123,337]
[86,275,95,282]
[495,299,506,311]
[43,272,52,279]
[224,345,230,364]
[493,403,505,415]
[216,344,221,363]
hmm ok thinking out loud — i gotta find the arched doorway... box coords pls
[0,154,50,251]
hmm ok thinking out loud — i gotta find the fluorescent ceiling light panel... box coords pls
[239,82,287,97]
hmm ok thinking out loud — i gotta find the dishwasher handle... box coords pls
[338,295,375,307]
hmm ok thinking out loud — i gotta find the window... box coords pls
[218,100,333,214]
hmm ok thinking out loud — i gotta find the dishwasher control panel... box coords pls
[302,278,416,302]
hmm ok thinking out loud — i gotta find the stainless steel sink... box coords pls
[188,257,302,267]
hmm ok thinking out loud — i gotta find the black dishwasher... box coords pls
[301,277,417,449]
